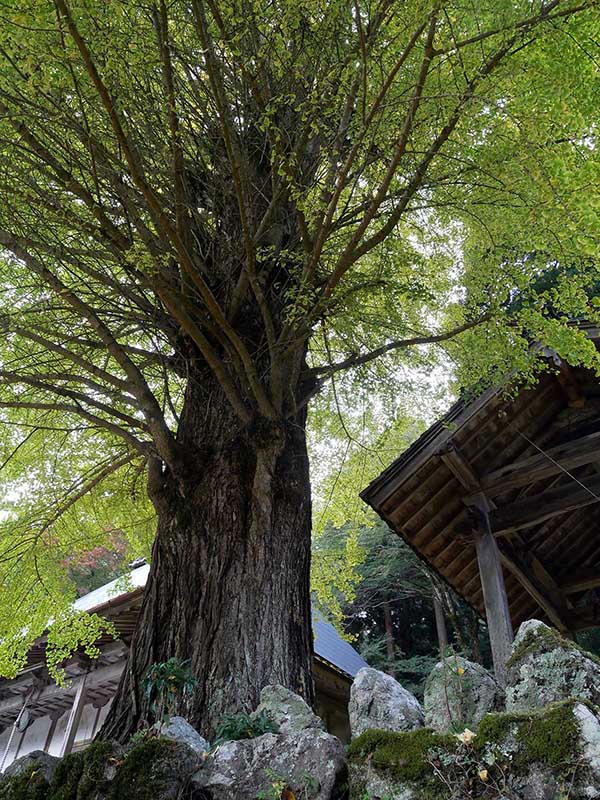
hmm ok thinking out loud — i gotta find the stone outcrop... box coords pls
[158,715,210,756]
[195,687,345,799]
[506,619,600,712]
[347,700,600,799]
[424,654,498,732]
[252,684,324,735]
[349,667,424,738]
[192,728,347,800]
[2,750,60,783]
[0,737,198,800]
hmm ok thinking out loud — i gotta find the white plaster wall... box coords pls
[0,695,113,770]
[74,703,98,746]
[47,709,70,757]
[16,716,52,758]
[95,699,112,733]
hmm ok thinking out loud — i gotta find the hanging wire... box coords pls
[503,414,600,504]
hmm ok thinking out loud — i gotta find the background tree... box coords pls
[316,520,492,697]
[0,0,598,739]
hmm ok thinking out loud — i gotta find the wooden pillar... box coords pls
[433,594,449,657]
[43,710,63,754]
[59,673,88,758]
[474,502,513,686]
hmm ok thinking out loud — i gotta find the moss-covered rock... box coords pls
[347,700,600,799]
[0,736,198,800]
[47,752,84,800]
[347,728,457,799]
[106,737,197,800]
[0,769,49,800]
[507,619,600,712]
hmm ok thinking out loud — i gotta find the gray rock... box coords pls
[517,764,561,800]
[506,619,600,712]
[192,729,346,800]
[253,684,324,735]
[424,655,498,732]
[349,667,424,738]
[574,703,600,797]
[159,715,209,756]
[349,762,415,800]
[2,750,60,782]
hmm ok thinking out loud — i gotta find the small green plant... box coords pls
[256,767,319,799]
[255,768,287,799]
[129,727,153,747]
[215,710,278,744]
[142,657,198,725]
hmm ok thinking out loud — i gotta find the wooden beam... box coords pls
[0,662,124,720]
[42,710,63,753]
[479,431,600,497]
[59,672,88,758]
[440,444,481,494]
[497,540,571,633]
[561,570,600,595]
[441,444,573,635]
[489,473,600,535]
[441,445,515,681]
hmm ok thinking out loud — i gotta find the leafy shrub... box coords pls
[214,710,279,743]
[142,657,198,724]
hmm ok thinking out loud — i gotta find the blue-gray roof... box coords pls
[312,611,368,678]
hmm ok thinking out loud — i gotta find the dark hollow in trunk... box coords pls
[100,370,315,741]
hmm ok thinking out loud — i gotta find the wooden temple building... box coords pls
[0,564,366,771]
[362,324,600,685]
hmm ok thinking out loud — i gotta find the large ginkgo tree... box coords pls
[0,0,598,738]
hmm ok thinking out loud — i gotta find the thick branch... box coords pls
[308,315,491,377]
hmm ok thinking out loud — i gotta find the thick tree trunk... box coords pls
[100,368,314,741]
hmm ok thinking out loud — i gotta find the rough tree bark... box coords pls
[101,362,315,740]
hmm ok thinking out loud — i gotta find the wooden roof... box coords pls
[361,326,600,634]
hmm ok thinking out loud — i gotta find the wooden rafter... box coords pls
[479,430,600,497]
[497,539,571,633]
[561,570,600,595]
[489,473,600,536]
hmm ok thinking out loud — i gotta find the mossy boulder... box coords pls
[347,727,456,799]
[2,753,59,785]
[423,655,499,733]
[349,668,424,738]
[0,767,49,800]
[0,737,199,800]
[506,619,600,712]
[106,736,198,800]
[347,700,600,799]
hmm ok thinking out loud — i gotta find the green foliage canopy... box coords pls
[0,0,597,678]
